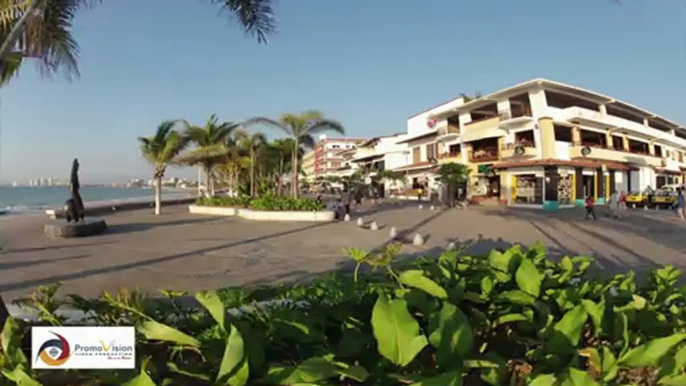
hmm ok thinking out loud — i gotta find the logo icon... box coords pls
[514,146,525,156]
[36,332,71,367]
[581,146,592,156]
[427,118,437,128]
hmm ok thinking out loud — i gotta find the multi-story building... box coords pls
[301,150,316,182]
[311,135,364,179]
[405,78,686,210]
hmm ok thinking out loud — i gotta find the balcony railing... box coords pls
[438,151,461,160]
[572,140,656,157]
[469,147,499,162]
[438,125,460,136]
[501,141,535,150]
[499,108,532,121]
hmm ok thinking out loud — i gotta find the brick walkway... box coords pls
[0,202,684,300]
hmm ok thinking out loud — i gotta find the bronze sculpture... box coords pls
[64,158,85,222]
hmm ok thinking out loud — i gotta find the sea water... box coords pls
[0,186,193,215]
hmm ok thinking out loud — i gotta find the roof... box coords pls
[358,132,407,148]
[492,158,637,171]
[352,153,384,163]
[393,161,437,172]
[396,131,438,144]
[408,96,466,119]
[428,78,684,130]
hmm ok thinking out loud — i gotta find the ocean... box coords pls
[0,186,194,215]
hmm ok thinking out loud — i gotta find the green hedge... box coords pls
[4,244,686,385]
[195,195,325,211]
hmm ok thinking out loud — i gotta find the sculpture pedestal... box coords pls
[44,217,107,238]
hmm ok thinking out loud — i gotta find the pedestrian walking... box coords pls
[585,195,597,220]
[619,190,627,211]
[341,190,352,215]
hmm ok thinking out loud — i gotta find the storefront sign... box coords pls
[514,146,525,156]
[581,146,592,156]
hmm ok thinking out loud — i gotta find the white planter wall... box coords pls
[188,205,335,222]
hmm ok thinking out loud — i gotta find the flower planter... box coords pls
[188,205,335,222]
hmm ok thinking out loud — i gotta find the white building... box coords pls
[405,78,686,209]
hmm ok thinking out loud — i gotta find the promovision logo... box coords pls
[35,332,71,367]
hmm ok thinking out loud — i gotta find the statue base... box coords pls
[44,217,107,238]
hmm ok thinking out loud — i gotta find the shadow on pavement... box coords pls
[105,216,226,235]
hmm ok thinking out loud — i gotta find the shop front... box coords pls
[469,164,502,204]
[493,159,636,210]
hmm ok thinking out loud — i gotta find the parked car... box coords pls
[625,191,649,207]
[652,189,678,208]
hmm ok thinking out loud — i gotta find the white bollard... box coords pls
[344,214,351,222]
[644,205,648,211]
[413,233,424,246]
[370,221,379,231]
[389,226,397,239]
[430,205,435,211]
[356,217,364,227]
[418,204,423,210]
[447,241,456,250]
[632,203,636,209]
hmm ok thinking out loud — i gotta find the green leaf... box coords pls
[619,334,686,367]
[601,347,618,382]
[1,317,27,367]
[529,374,557,386]
[516,258,542,297]
[581,299,603,336]
[662,344,686,375]
[498,290,535,305]
[195,290,226,331]
[216,324,249,386]
[137,320,200,347]
[488,250,512,282]
[408,371,462,386]
[659,374,686,386]
[336,365,369,382]
[569,367,600,386]
[480,275,495,296]
[167,363,211,381]
[493,313,529,327]
[548,305,587,353]
[122,366,157,386]
[428,303,473,369]
[2,366,41,386]
[372,296,428,367]
[560,256,573,272]
[399,270,448,299]
[267,357,336,385]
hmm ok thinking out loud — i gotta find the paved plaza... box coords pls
[0,202,685,300]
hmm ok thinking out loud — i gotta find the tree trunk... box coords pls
[0,0,47,63]
[0,296,9,330]
[278,155,284,196]
[204,166,211,197]
[250,148,255,197]
[292,139,299,198]
[155,176,162,215]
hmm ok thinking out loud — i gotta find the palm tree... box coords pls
[0,0,276,83]
[137,120,188,215]
[244,111,345,198]
[271,138,296,196]
[235,129,267,197]
[176,115,237,197]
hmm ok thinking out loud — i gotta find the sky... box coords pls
[1,0,685,184]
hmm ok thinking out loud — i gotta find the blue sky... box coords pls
[1,0,685,183]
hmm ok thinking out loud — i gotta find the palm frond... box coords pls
[174,144,231,166]
[243,116,289,134]
[306,118,345,136]
[212,0,275,44]
[0,50,21,84]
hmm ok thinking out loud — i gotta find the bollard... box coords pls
[418,204,423,210]
[389,226,397,239]
[344,214,351,222]
[447,241,456,250]
[413,233,424,246]
[632,203,636,209]
[430,205,435,211]
[356,218,364,227]
[370,221,379,231]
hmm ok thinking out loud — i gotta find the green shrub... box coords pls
[195,195,251,207]
[248,195,325,211]
[5,244,686,385]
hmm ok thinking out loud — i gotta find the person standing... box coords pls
[619,190,627,211]
[585,195,597,220]
[341,190,352,215]
[417,184,424,203]
[674,188,685,221]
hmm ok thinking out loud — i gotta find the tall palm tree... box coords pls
[271,138,295,196]
[235,129,266,197]
[137,120,188,215]
[176,114,237,197]
[244,111,345,198]
[0,0,276,83]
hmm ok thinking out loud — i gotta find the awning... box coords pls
[459,127,506,143]
[393,161,436,172]
[492,158,637,171]
[352,153,384,163]
[653,167,682,176]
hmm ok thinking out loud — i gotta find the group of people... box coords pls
[316,189,365,219]
[584,188,686,221]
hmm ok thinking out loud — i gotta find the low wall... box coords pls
[46,197,196,219]
[188,205,335,222]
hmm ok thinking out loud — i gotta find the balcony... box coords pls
[569,142,663,167]
[500,142,537,159]
[498,109,535,131]
[465,116,500,131]
[436,124,460,142]
[469,147,500,163]
[438,151,462,164]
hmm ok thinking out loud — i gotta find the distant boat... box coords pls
[0,208,8,215]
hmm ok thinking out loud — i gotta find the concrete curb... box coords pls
[188,205,336,222]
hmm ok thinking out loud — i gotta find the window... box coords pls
[513,175,543,204]
[426,143,438,160]
[655,146,663,157]
[628,139,650,154]
[412,147,420,164]
[330,162,341,168]
[612,136,624,150]
[514,130,535,146]
[448,144,461,155]
[554,125,572,142]
[579,130,606,147]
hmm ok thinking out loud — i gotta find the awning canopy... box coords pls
[653,167,682,176]
[492,158,637,171]
[396,130,437,144]
[352,153,384,163]
[459,127,506,143]
[393,161,436,172]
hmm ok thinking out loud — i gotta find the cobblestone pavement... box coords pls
[0,202,684,300]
